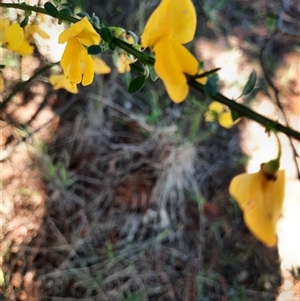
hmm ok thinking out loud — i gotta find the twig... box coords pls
[0,62,59,111]
[1,2,300,142]
[0,92,83,161]
[259,31,300,179]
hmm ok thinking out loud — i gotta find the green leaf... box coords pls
[241,69,257,96]
[59,8,73,17]
[231,109,242,121]
[128,75,147,93]
[127,30,139,44]
[88,44,102,55]
[108,41,117,51]
[60,2,72,7]
[100,27,112,42]
[44,2,60,18]
[20,15,29,28]
[91,15,100,28]
[203,75,218,96]
[76,12,91,20]
[149,65,158,81]
[129,61,144,73]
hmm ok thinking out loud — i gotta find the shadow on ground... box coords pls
[2,0,299,300]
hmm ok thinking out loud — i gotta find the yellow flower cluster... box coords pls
[50,17,111,93]
[1,19,33,55]
[141,0,206,102]
[205,101,240,129]
[0,18,50,56]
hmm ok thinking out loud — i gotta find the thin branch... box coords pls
[0,93,83,161]
[259,32,300,179]
[1,2,300,142]
[1,62,59,111]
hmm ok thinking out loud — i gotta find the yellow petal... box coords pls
[1,18,10,30]
[59,17,100,46]
[0,19,10,44]
[141,0,196,47]
[93,57,111,74]
[26,24,50,40]
[49,74,78,94]
[5,23,24,51]
[37,13,46,24]
[153,39,185,85]
[153,39,198,86]
[195,69,207,85]
[82,54,94,86]
[218,111,235,129]
[204,110,215,122]
[60,38,83,84]
[116,53,131,73]
[0,75,5,93]
[205,102,223,122]
[170,39,199,75]
[219,112,240,129]
[164,82,189,103]
[208,101,223,113]
[141,0,170,47]
[15,40,34,56]
[167,0,197,43]
[229,169,285,247]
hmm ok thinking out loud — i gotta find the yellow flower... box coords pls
[92,57,111,74]
[141,0,196,46]
[229,167,285,247]
[0,74,5,93]
[25,24,50,40]
[205,101,239,129]
[49,74,78,94]
[1,20,33,55]
[59,17,101,86]
[116,53,133,73]
[141,0,205,103]
[49,57,110,93]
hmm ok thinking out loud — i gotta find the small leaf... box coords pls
[76,12,91,20]
[149,65,158,81]
[59,8,73,17]
[91,15,100,28]
[88,45,102,55]
[128,75,146,93]
[129,61,144,74]
[231,109,242,121]
[20,15,29,28]
[108,41,117,51]
[241,69,257,96]
[44,2,60,18]
[126,30,139,44]
[100,27,112,42]
[204,75,219,96]
[61,2,72,7]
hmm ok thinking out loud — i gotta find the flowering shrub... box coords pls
[1,0,299,248]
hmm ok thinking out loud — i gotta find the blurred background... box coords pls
[1,0,299,300]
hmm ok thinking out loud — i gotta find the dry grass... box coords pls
[1,0,299,300]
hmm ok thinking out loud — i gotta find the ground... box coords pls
[1,0,300,301]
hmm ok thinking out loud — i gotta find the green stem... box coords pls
[188,80,300,141]
[1,2,300,142]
